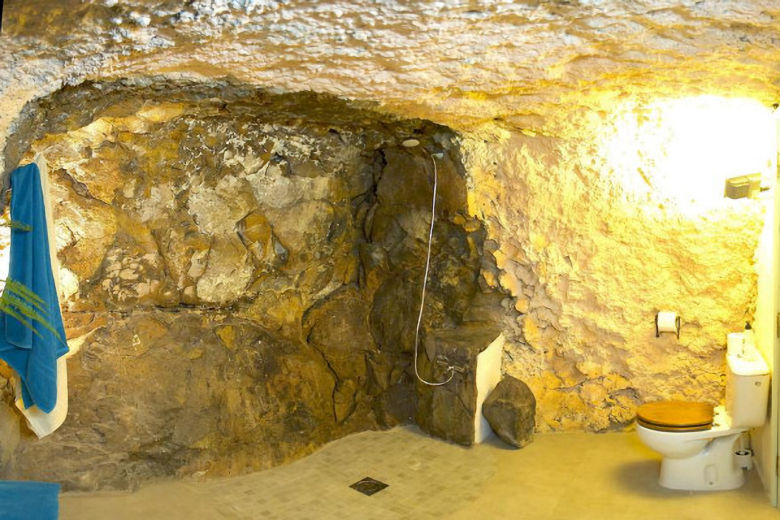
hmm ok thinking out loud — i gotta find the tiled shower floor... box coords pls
[60,426,778,519]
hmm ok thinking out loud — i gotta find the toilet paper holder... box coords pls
[655,312,681,339]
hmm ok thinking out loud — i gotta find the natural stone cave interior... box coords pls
[0,0,779,517]
[1,79,502,490]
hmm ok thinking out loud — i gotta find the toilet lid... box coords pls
[636,401,714,432]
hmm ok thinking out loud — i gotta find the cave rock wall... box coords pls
[463,113,766,432]
[0,80,489,491]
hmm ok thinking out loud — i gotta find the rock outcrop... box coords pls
[0,83,494,490]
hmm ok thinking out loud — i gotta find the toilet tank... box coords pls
[725,352,770,428]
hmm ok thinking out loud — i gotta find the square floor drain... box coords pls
[350,477,389,496]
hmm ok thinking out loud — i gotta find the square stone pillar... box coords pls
[415,324,504,445]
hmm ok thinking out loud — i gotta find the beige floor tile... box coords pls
[60,426,779,520]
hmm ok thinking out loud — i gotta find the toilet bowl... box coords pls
[636,406,746,490]
[635,349,770,491]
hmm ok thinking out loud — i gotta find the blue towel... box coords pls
[0,163,67,413]
[0,480,60,520]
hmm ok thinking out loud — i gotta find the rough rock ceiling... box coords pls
[2,0,778,143]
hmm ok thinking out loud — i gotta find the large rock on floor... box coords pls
[482,376,536,448]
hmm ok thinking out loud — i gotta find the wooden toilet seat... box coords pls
[636,401,714,432]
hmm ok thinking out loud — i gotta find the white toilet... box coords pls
[636,348,770,491]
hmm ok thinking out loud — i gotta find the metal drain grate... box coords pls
[349,477,389,496]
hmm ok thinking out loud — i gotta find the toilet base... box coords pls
[658,433,745,491]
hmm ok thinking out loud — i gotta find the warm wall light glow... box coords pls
[603,96,776,213]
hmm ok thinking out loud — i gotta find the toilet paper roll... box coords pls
[656,311,678,333]
[727,333,744,357]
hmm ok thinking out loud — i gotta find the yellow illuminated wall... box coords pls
[464,95,777,431]
[601,96,776,213]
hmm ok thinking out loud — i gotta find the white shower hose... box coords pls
[412,153,455,387]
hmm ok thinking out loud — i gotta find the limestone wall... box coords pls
[462,100,772,431]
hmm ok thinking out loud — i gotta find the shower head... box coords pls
[401,138,445,160]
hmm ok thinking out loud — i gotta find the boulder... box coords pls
[482,376,536,448]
